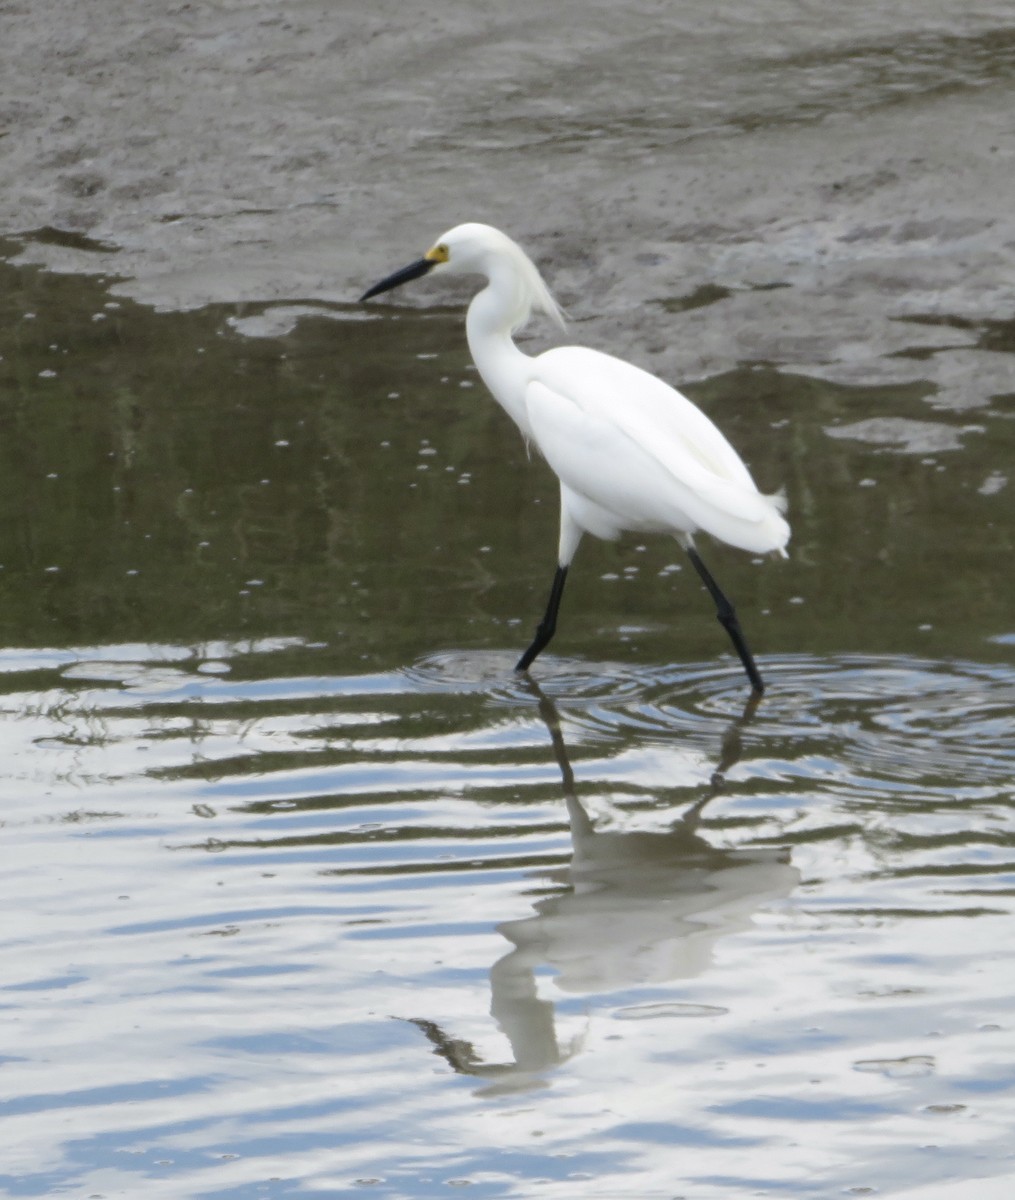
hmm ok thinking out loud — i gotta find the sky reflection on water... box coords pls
[3,634,1015,1197]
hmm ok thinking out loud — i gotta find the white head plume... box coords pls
[428,223,566,333]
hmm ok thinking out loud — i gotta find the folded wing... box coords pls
[526,346,789,555]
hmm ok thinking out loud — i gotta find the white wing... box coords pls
[525,346,789,555]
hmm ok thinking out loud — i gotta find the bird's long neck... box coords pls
[465,275,535,438]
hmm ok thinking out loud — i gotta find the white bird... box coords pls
[361,223,789,692]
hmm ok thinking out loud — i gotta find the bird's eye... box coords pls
[426,243,450,264]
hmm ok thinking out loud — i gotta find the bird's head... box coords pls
[359,223,565,330]
[359,224,505,299]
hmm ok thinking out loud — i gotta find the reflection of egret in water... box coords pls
[408,686,799,1092]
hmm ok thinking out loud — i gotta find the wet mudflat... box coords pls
[2,4,1015,1198]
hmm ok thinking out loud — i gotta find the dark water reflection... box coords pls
[1,246,1013,669]
[2,242,1014,1197]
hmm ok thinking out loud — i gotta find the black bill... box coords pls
[359,257,436,302]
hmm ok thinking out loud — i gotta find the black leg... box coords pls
[518,674,577,797]
[682,691,761,826]
[686,547,765,694]
[516,565,569,672]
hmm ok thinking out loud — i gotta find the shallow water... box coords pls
[0,243,1012,1200]
[2,236,1014,1200]
[4,638,1015,1198]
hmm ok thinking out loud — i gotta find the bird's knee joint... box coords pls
[716,603,737,627]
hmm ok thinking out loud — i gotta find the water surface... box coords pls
[2,139,1015,1200]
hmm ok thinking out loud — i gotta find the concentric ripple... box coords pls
[410,647,1015,805]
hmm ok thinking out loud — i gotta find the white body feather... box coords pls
[447,224,789,567]
[525,347,789,560]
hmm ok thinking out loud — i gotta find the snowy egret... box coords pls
[361,223,789,692]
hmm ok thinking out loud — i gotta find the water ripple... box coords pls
[3,640,1015,1199]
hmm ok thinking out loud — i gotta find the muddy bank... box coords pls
[2,0,1013,395]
